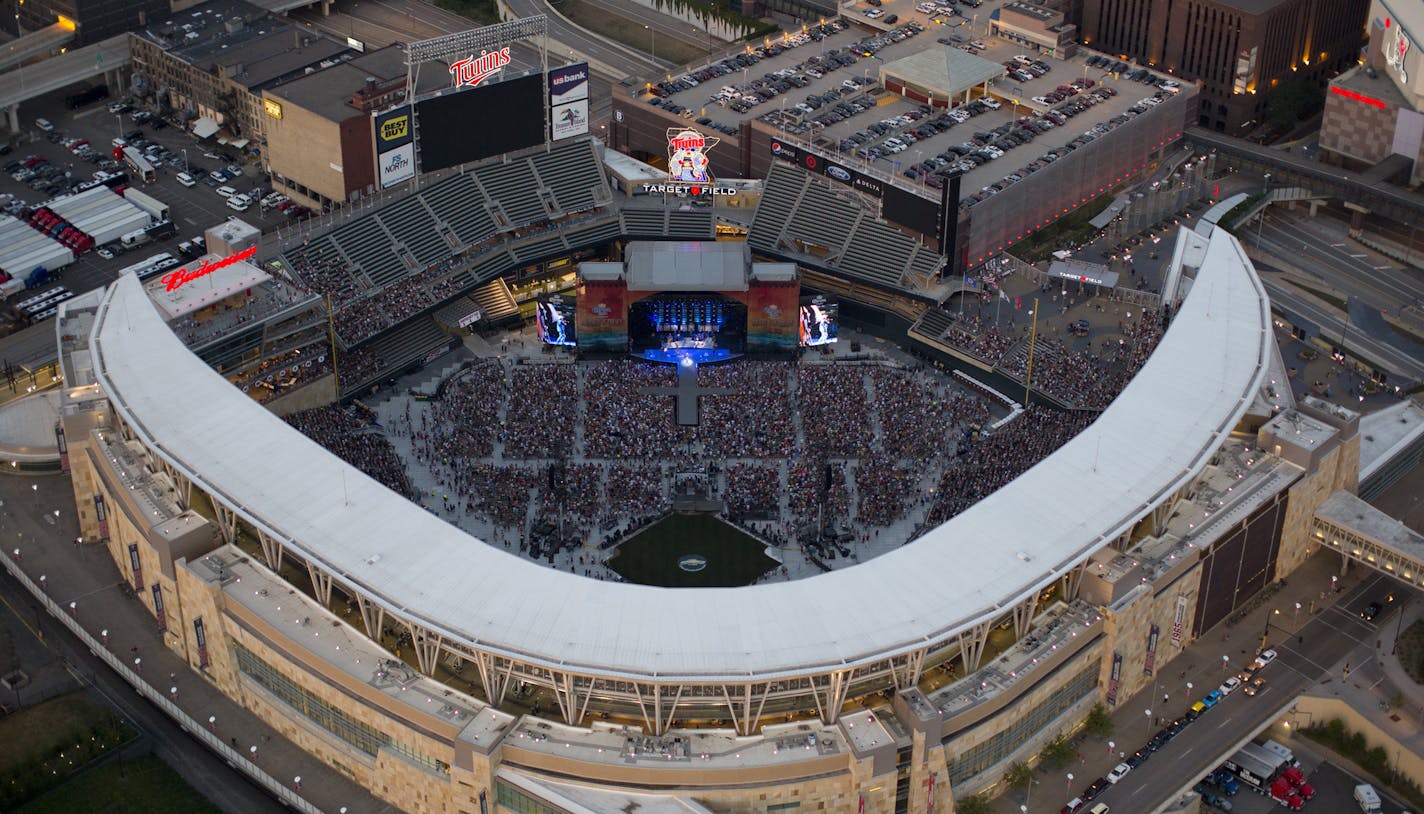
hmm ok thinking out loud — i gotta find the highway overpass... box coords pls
[0,33,129,130]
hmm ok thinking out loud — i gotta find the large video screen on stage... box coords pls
[799,302,839,346]
[536,299,577,346]
[415,74,545,172]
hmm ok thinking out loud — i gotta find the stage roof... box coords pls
[625,241,748,292]
[89,227,1272,682]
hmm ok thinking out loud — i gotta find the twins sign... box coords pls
[667,127,718,183]
[450,47,511,89]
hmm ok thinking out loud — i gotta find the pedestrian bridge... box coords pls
[1313,490,1424,588]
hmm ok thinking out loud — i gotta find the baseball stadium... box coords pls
[47,20,1389,814]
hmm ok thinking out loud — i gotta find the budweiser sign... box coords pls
[159,245,258,293]
[450,48,511,88]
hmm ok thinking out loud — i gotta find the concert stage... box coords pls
[635,347,740,365]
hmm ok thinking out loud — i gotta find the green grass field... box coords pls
[610,513,778,587]
[19,756,219,814]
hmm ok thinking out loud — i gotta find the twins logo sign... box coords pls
[667,127,718,183]
[450,47,511,89]
[1385,18,1411,84]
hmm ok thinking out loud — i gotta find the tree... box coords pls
[1041,732,1076,770]
[1264,77,1325,131]
[1004,760,1034,795]
[956,794,993,814]
[1083,702,1115,738]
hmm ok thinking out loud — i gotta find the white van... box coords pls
[226,194,251,212]
[176,171,196,187]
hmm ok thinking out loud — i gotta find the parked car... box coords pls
[215,185,238,198]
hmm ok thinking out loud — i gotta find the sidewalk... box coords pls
[0,474,397,814]
[989,549,1371,814]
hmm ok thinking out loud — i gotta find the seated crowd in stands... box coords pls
[285,404,412,498]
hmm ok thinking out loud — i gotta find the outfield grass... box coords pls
[19,756,220,814]
[610,513,778,587]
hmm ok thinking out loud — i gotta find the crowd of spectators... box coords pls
[924,405,1093,526]
[503,364,579,459]
[285,240,360,306]
[583,361,690,458]
[796,364,873,458]
[997,309,1164,409]
[938,319,1017,364]
[295,356,1137,576]
[698,362,796,458]
[284,405,412,498]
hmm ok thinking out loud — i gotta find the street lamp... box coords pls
[181,148,189,174]
[644,25,656,63]
[1256,172,1271,248]
[1107,739,1115,759]
[1066,771,1074,793]
[208,715,216,732]
[1144,707,1153,741]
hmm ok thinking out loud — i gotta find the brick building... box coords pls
[1080,0,1367,132]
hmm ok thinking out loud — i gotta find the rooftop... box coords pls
[264,45,451,124]
[1359,399,1424,481]
[1316,490,1424,554]
[140,0,351,91]
[880,46,1005,97]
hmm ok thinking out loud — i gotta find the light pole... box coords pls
[644,25,656,63]
[181,148,189,174]
[1107,739,1115,759]
[1144,707,1153,742]
[1066,771,1074,794]
[1256,172,1271,248]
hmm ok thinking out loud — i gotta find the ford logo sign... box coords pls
[827,165,851,182]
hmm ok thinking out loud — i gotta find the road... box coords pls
[1250,207,1424,316]
[1261,278,1424,384]
[1071,572,1395,814]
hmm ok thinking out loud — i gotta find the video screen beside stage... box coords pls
[799,302,839,346]
[536,299,577,346]
[415,73,545,173]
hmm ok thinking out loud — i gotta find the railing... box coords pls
[0,556,328,814]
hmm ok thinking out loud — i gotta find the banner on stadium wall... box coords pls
[152,584,167,633]
[769,140,884,197]
[93,495,108,542]
[1144,623,1159,676]
[128,542,143,591]
[575,281,629,351]
[373,105,415,189]
[550,63,590,141]
[1172,594,1189,646]
[745,281,800,351]
[194,616,209,668]
[55,425,67,472]
[1106,651,1122,706]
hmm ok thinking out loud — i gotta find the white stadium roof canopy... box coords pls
[89,228,1272,682]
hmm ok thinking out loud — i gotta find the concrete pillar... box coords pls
[5,105,16,134]
[1308,200,1320,217]
[322,0,333,16]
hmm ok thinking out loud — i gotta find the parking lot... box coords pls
[647,5,1183,208]
[1,86,296,327]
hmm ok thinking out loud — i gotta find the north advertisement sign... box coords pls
[373,105,415,190]
[379,142,416,188]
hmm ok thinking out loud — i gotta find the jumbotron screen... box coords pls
[536,299,577,346]
[415,73,545,173]
[799,303,839,346]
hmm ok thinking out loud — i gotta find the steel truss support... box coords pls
[632,683,685,735]
[1061,560,1089,601]
[721,682,771,736]
[473,652,515,707]
[887,649,927,691]
[957,621,992,673]
[406,621,444,676]
[1012,594,1038,639]
[809,670,851,725]
[160,461,192,509]
[256,529,283,572]
[1111,528,1133,552]
[356,595,385,642]
[212,503,238,544]
[548,670,597,727]
[306,561,333,607]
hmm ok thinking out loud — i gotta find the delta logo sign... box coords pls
[641,128,737,196]
[159,246,258,293]
[450,47,511,89]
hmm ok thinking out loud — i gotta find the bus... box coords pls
[121,146,156,184]
[116,252,179,282]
